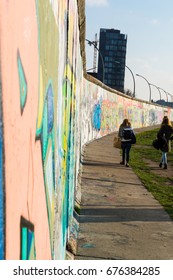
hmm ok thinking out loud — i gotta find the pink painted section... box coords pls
[0,0,51,259]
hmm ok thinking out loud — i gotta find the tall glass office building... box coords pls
[97,28,127,92]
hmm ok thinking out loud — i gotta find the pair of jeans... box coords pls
[121,142,132,163]
[161,152,167,164]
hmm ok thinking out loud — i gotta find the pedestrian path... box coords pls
[75,126,173,260]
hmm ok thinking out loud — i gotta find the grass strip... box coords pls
[130,128,173,220]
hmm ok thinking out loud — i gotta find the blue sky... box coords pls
[85,0,173,102]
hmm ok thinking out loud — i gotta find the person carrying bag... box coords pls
[118,118,136,167]
[157,116,173,169]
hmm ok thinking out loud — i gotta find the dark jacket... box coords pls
[118,125,134,143]
[157,124,173,152]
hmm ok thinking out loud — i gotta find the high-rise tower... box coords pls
[97,28,127,92]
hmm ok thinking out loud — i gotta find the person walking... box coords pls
[118,118,135,167]
[157,116,173,169]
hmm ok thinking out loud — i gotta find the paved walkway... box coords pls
[75,126,173,260]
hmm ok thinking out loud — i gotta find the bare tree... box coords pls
[124,88,135,98]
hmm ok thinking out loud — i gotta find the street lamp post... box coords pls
[125,65,136,97]
[136,74,152,102]
[149,83,162,100]
[164,91,168,102]
[115,61,135,97]
[85,39,105,83]
[167,92,173,102]
[169,93,173,102]
[158,88,168,102]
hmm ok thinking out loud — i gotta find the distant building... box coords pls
[155,99,173,108]
[97,28,127,92]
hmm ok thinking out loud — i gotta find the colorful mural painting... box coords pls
[0,0,173,260]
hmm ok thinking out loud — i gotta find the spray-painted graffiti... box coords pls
[17,50,27,114]
[101,99,117,134]
[0,0,52,260]
[20,217,36,260]
[92,102,101,131]
[36,0,59,258]
[56,61,77,259]
[39,82,55,254]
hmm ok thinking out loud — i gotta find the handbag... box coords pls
[113,137,121,149]
[152,136,168,151]
[131,132,136,144]
[152,138,160,150]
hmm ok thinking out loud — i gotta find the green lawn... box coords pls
[130,128,173,220]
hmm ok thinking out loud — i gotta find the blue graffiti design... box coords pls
[47,83,54,133]
[93,103,101,131]
[21,218,36,260]
[40,81,55,257]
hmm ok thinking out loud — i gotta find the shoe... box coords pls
[126,163,129,167]
[159,162,162,168]
[163,164,167,169]
[120,161,125,165]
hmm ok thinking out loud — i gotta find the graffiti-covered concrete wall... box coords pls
[0,0,173,260]
[80,77,173,147]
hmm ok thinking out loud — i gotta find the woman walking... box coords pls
[118,119,135,167]
[157,116,173,169]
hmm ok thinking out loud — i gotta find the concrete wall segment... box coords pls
[0,0,52,259]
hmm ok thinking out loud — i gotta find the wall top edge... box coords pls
[84,72,170,109]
